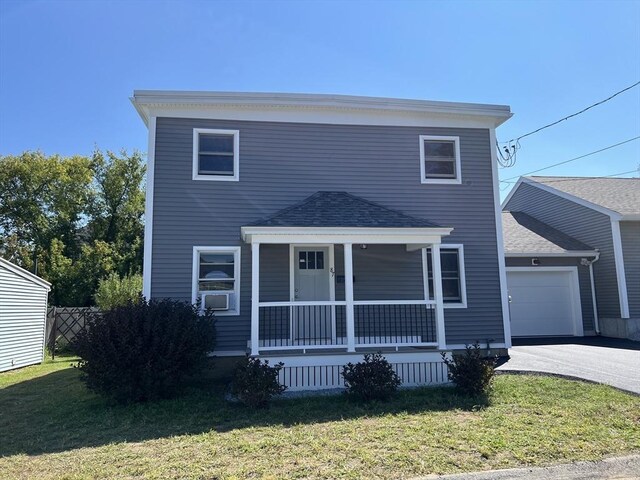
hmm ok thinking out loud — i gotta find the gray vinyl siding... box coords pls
[504,183,620,318]
[0,265,48,372]
[505,257,596,333]
[151,117,504,351]
[620,221,640,317]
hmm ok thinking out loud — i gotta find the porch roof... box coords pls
[248,191,440,228]
[242,192,452,244]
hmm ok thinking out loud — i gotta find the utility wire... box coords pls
[502,81,640,145]
[496,80,640,167]
[500,135,640,183]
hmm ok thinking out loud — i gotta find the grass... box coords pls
[0,355,638,480]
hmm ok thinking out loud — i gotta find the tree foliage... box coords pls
[0,150,146,306]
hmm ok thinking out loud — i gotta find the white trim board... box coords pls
[490,128,512,348]
[505,251,598,258]
[131,90,512,128]
[506,266,584,337]
[142,116,156,299]
[611,219,630,318]
[241,226,453,245]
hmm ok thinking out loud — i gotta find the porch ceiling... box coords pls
[242,192,452,244]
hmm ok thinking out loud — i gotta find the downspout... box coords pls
[582,250,601,335]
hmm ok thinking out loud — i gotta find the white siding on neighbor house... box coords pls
[0,264,49,372]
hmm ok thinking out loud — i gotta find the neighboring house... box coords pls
[131,91,513,390]
[503,176,640,340]
[0,258,51,372]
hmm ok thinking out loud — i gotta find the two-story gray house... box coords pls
[503,176,640,341]
[131,91,513,390]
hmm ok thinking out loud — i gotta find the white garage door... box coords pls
[507,268,583,337]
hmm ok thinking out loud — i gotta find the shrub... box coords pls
[73,298,216,403]
[231,357,287,408]
[342,353,401,401]
[94,273,143,311]
[441,343,497,396]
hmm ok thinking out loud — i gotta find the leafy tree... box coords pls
[0,150,146,306]
[0,151,93,269]
[95,273,143,311]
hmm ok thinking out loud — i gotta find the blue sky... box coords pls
[1,0,639,197]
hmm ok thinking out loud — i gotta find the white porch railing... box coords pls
[256,300,437,353]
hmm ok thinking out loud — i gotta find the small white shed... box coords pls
[0,258,51,372]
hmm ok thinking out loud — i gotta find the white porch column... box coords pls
[251,242,260,356]
[431,244,447,349]
[344,243,356,352]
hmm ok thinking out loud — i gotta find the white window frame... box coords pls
[419,135,462,185]
[422,244,467,308]
[192,246,241,316]
[192,128,240,182]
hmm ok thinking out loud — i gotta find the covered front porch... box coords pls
[241,192,453,356]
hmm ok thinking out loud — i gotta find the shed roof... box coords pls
[0,258,51,290]
[502,211,595,255]
[248,192,441,228]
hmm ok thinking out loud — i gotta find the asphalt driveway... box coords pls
[498,337,640,394]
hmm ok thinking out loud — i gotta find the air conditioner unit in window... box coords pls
[202,293,230,311]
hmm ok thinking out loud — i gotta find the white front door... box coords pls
[292,247,333,343]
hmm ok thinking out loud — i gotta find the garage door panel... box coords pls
[507,269,582,337]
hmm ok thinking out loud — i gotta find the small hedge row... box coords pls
[72,301,496,405]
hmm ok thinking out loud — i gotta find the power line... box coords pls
[495,80,640,167]
[530,169,639,183]
[502,81,640,145]
[500,135,640,183]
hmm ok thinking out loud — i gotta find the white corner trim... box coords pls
[192,246,242,316]
[192,128,240,182]
[419,135,462,185]
[0,258,51,290]
[502,177,623,220]
[142,116,156,299]
[610,219,630,319]
[505,266,584,336]
[490,128,512,348]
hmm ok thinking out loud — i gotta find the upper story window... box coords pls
[192,128,239,181]
[419,135,461,184]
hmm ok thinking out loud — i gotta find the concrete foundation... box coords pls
[600,317,640,341]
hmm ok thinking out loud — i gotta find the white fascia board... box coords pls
[621,214,640,221]
[505,251,598,257]
[241,226,453,245]
[130,91,512,128]
[0,258,51,290]
[502,177,623,220]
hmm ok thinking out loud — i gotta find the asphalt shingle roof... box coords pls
[528,176,640,216]
[502,211,595,254]
[248,192,440,228]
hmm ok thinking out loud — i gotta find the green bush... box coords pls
[231,357,287,408]
[94,273,143,310]
[342,353,401,401]
[441,343,497,396]
[73,298,216,403]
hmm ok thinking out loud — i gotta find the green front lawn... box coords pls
[1,356,638,480]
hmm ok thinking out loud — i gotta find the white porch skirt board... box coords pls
[263,352,450,391]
